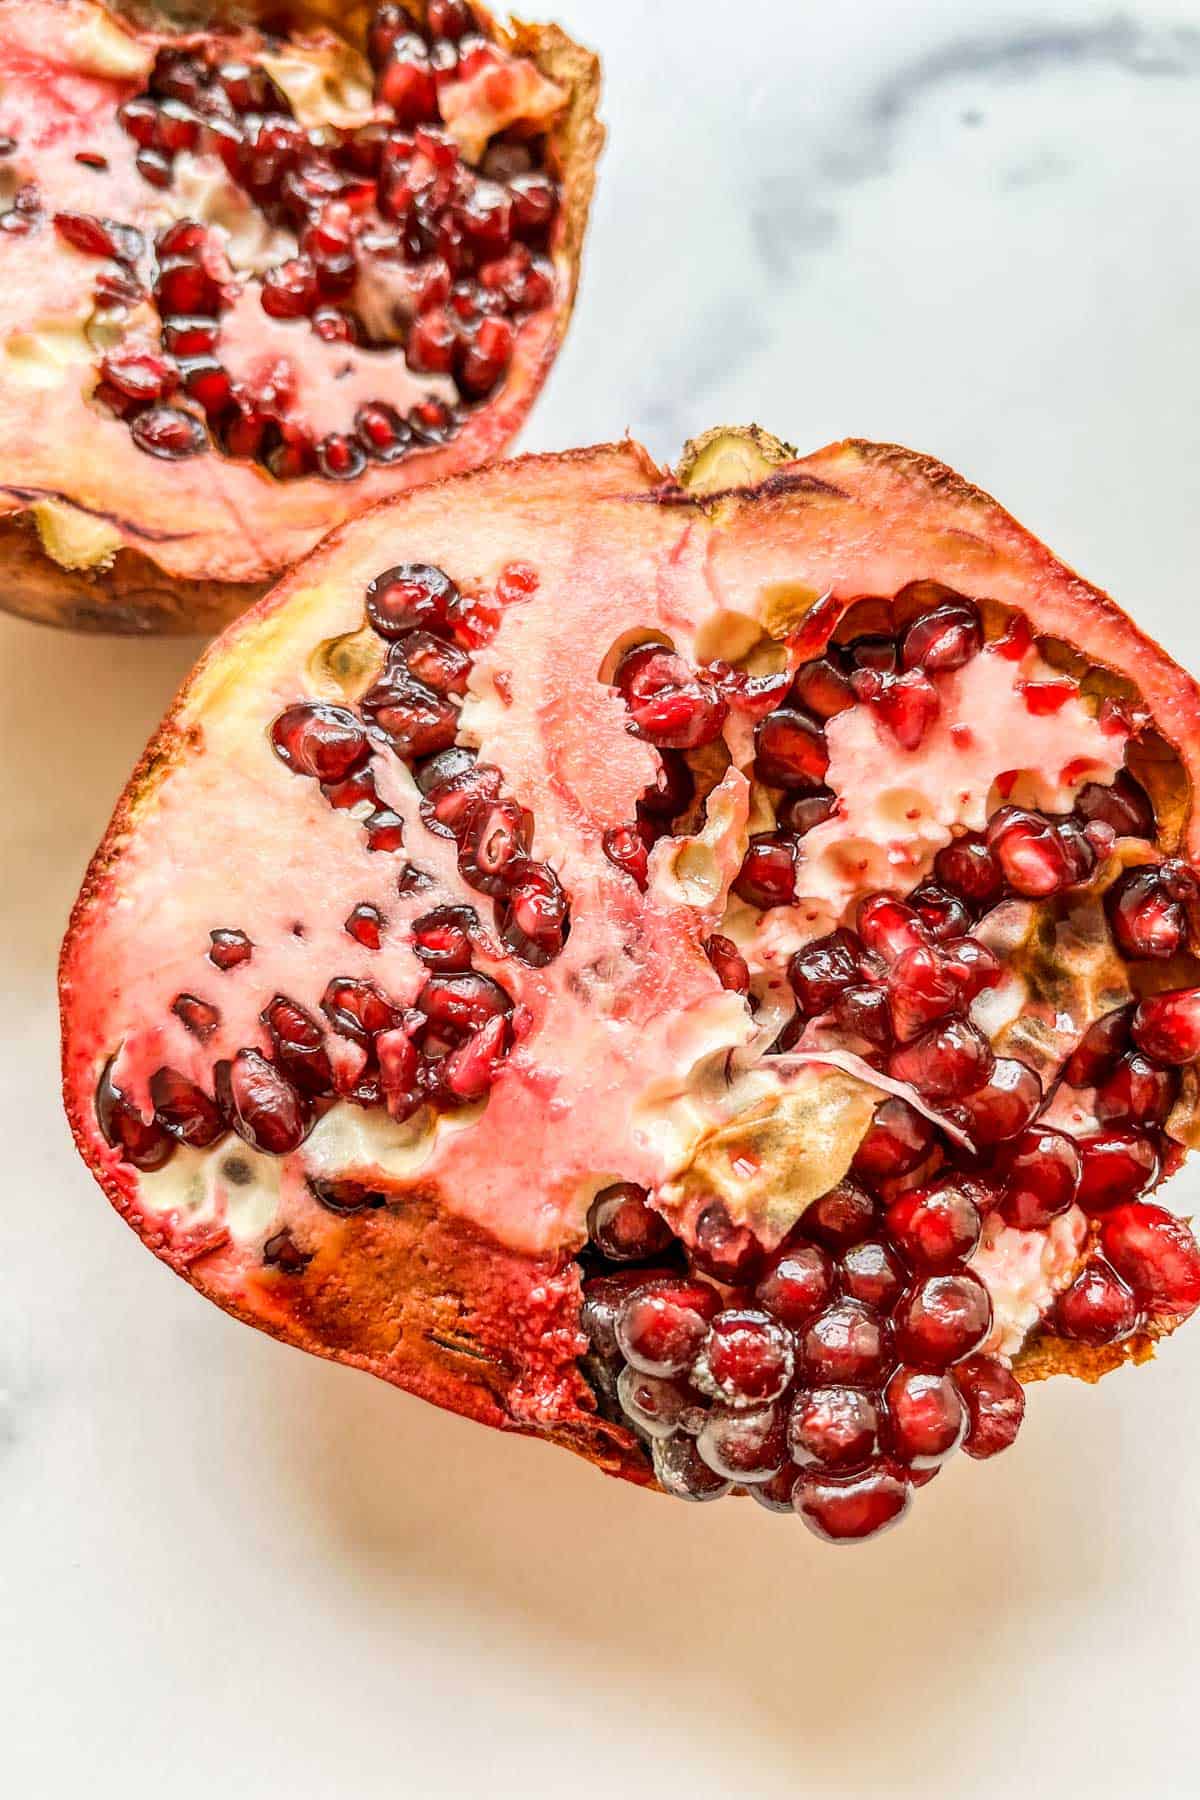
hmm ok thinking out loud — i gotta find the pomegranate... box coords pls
[0,0,600,632]
[61,426,1200,1543]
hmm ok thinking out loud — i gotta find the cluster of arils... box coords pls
[579,1178,1024,1541]
[93,558,569,1172]
[65,2,558,472]
[590,584,1200,1534]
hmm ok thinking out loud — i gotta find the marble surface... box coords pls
[5,2,1200,1794]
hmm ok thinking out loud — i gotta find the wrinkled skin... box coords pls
[0,0,601,631]
[60,429,1200,1510]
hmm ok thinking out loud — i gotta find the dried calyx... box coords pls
[62,429,1200,1544]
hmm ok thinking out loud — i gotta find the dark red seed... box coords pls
[616,1279,722,1376]
[696,1404,788,1483]
[788,1385,880,1469]
[689,1199,762,1283]
[1076,1131,1161,1214]
[117,95,159,146]
[888,1017,994,1101]
[852,666,940,750]
[262,996,335,1097]
[934,833,1004,905]
[1131,987,1200,1065]
[793,1462,911,1542]
[704,934,750,994]
[652,1434,733,1502]
[316,433,368,481]
[1065,1008,1132,1088]
[798,1299,890,1385]
[851,1097,935,1181]
[885,1177,982,1269]
[95,1059,175,1169]
[908,884,973,943]
[613,645,728,751]
[602,825,648,889]
[788,928,861,1015]
[410,905,477,970]
[406,304,458,373]
[901,602,982,672]
[312,306,359,342]
[792,655,854,719]
[949,1057,1042,1146]
[693,1309,795,1405]
[355,400,412,462]
[361,670,458,758]
[366,562,459,637]
[508,169,557,240]
[208,928,252,970]
[417,970,511,1044]
[458,797,533,895]
[733,832,797,910]
[365,808,406,852]
[754,707,829,787]
[345,903,385,949]
[157,218,208,261]
[99,347,174,406]
[321,976,398,1043]
[882,1366,965,1466]
[149,1067,225,1147]
[587,1182,674,1263]
[130,406,207,459]
[263,1228,312,1275]
[1100,1202,1200,1319]
[748,1464,802,1512]
[1076,770,1155,840]
[894,1271,993,1370]
[1053,1259,1141,1345]
[496,859,570,966]
[856,893,928,963]
[616,1368,699,1440]
[156,258,223,317]
[162,315,219,357]
[886,943,959,1043]
[987,806,1074,896]
[840,1238,906,1310]
[953,1355,1025,1459]
[379,35,438,125]
[135,148,173,188]
[1095,1052,1178,1127]
[804,1178,878,1250]
[428,0,476,38]
[270,702,369,782]
[776,786,838,835]
[833,983,894,1047]
[755,1241,836,1327]
[216,1050,310,1154]
[458,312,516,397]
[1107,867,1187,960]
[997,1128,1081,1229]
[261,256,319,318]
[171,993,220,1039]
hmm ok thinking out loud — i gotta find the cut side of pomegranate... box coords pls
[62,426,1200,1542]
[0,0,601,632]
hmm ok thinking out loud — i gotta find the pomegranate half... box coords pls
[0,0,600,632]
[61,427,1200,1542]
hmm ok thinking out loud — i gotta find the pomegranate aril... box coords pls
[1076,1130,1161,1214]
[853,666,940,751]
[1100,1203,1200,1319]
[949,1057,1042,1144]
[693,1309,794,1406]
[458,797,533,895]
[788,928,861,1015]
[894,1271,992,1370]
[616,1278,721,1377]
[909,884,973,943]
[149,1067,225,1148]
[216,1050,310,1155]
[953,1355,1024,1459]
[733,832,797,909]
[886,1177,982,1268]
[602,826,648,889]
[54,212,139,261]
[793,1462,910,1543]
[753,706,829,787]
[887,943,959,1042]
[355,401,412,462]
[379,36,438,124]
[792,655,855,719]
[888,1016,993,1100]
[804,1178,878,1250]
[703,934,750,995]
[687,1200,761,1283]
[776,786,837,836]
[171,993,219,1040]
[696,1403,786,1481]
[135,148,173,188]
[1065,1008,1132,1088]
[316,434,368,481]
[312,307,358,343]
[322,976,398,1043]
[365,807,406,852]
[118,95,158,146]
[99,348,174,406]
[459,313,516,396]
[420,764,504,840]
[857,894,928,963]
[410,905,477,971]
[755,1241,836,1327]
[613,646,728,750]
[1076,769,1155,840]
[440,1012,509,1100]
[1106,868,1185,959]
[368,4,421,68]
[418,969,510,1043]
[162,316,219,358]
[798,1299,890,1385]
[652,1433,732,1502]
[345,903,385,949]
[1131,987,1200,1065]
[1095,1052,1178,1127]
[882,1366,965,1466]
[987,807,1073,896]
[934,834,1004,906]
[179,357,235,418]
[208,928,252,970]
[587,1182,674,1264]
[261,257,318,318]
[130,407,207,460]
[361,670,458,758]
[1053,1259,1141,1345]
[834,983,894,1047]
[851,1097,935,1181]
[263,995,335,1096]
[156,259,223,318]
[496,859,570,965]
[616,1367,696,1439]
[997,1127,1081,1229]
[376,1027,422,1120]
[901,601,982,672]
[271,702,369,782]
[943,938,1001,1002]
[95,1059,175,1170]
[367,562,459,638]
[840,1238,906,1310]
[788,1385,879,1470]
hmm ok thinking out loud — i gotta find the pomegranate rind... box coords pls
[61,429,1200,1487]
[0,0,603,632]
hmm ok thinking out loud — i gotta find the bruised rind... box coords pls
[0,0,603,632]
[60,429,1200,1487]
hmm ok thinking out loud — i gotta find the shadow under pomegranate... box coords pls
[60,426,1200,1544]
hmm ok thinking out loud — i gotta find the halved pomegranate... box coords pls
[62,426,1200,1542]
[0,0,600,631]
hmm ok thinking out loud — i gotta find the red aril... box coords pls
[1100,1204,1200,1319]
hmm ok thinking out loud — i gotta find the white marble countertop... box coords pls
[4,2,1200,1795]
